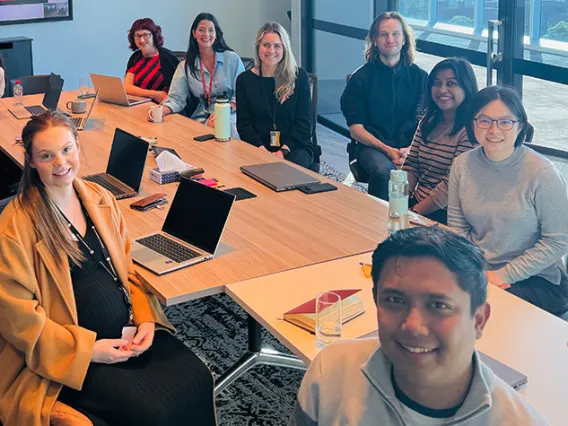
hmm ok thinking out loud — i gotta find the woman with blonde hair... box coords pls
[236,21,313,168]
[0,111,217,425]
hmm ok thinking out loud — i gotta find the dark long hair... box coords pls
[185,13,233,79]
[0,52,7,91]
[421,58,478,140]
[18,111,84,265]
[465,86,529,148]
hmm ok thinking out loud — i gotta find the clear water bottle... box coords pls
[388,170,410,234]
[13,80,24,106]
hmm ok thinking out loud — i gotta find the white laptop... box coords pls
[90,73,151,107]
[131,178,236,275]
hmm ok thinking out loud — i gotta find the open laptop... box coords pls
[478,352,528,390]
[8,73,65,119]
[70,90,99,131]
[240,162,319,192]
[90,73,152,107]
[83,128,148,199]
[131,177,236,275]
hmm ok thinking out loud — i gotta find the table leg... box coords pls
[214,315,306,395]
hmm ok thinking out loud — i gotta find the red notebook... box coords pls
[283,289,365,333]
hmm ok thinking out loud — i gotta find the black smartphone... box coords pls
[193,133,216,142]
[77,93,96,99]
[298,183,338,195]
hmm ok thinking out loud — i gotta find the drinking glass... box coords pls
[316,291,342,349]
[79,77,90,96]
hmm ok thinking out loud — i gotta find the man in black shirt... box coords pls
[341,12,427,200]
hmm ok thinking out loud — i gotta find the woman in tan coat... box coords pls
[0,112,217,426]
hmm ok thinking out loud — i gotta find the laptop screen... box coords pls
[106,128,148,191]
[42,73,64,110]
[163,178,235,254]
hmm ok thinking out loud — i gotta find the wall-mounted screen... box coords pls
[0,0,73,25]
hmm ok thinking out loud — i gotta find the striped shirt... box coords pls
[402,123,476,209]
[127,55,166,91]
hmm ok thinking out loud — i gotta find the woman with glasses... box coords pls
[402,58,478,225]
[151,12,245,128]
[236,22,313,167]
[448,86,568,317]
[0,112,217,425]
[125,18,180,104]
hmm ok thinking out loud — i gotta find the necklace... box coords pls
[62,202,134,324]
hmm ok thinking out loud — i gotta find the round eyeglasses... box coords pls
[134,32,152,40]
[474,117,518,131]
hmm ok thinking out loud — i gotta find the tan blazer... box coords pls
[0,179,174,426]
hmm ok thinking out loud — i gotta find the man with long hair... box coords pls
[341,11,427,200]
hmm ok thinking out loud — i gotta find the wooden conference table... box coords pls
[0,91,389,305]
[227,252,568,426]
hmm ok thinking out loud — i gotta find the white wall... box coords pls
[0,0,291,89]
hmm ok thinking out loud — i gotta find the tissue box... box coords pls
[149,168,181,184]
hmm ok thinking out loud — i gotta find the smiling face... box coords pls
[193,20,216,50]
[377,256,489,391]
[375,18,405,62]
[259,32,284,69]
[432,68,465,114]
[474,99,521,161]
[29,125,80,193]
[134,29,155,55]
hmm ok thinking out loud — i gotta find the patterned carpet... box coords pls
[163,161,364,426]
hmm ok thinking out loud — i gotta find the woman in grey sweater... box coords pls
[448,86,568,317]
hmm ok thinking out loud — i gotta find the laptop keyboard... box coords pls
[137,234,201,263]
[71,117,84,128]
[85,175,125,196]
[25,105,46,116]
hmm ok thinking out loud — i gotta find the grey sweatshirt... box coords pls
[289,339,546,426]
[448,145,568,284]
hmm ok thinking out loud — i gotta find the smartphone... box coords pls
[193,133,215,142]
[298,183,337,194]
[77,93,96,100]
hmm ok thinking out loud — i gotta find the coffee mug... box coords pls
[66,100,87,114]
[150,105,163,123]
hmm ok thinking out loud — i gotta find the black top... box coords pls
[126,47,179,93]
[236,68,313,153]
[340,60,427,149]
[69,214,129,339]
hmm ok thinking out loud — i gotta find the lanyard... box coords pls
[64,206,134,325]
[199,59,215,108]
[259,66,278,130]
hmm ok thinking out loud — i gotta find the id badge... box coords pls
[270,130,281,148]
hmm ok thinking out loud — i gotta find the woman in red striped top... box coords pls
[125,18,180,104]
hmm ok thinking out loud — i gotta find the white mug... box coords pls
[149,105,163,123]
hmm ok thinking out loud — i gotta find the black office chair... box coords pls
[0,195,15,215]
[9,74,51,96]
[307,73,322,173]
[172,51,186,62]
[343,73,369,183]
[241,57,255,71]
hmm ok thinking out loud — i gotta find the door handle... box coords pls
[487,20,503,86]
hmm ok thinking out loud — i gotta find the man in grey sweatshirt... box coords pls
[289,228,546,425]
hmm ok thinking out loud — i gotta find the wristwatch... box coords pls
[281,147,291,156]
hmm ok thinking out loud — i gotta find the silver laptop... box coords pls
[241,162,319,192]
[90,73,151,107]
[70,90,99,130]
[83,128,148,199]
[478,352,528,390]
[131,178,236,275]
[8,73,65,119]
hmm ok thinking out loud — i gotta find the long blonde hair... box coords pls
[365,11,416,65]
[254,22,298,104]
[18,111,84,265]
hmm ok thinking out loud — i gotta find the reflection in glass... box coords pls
[399,0,428,20]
